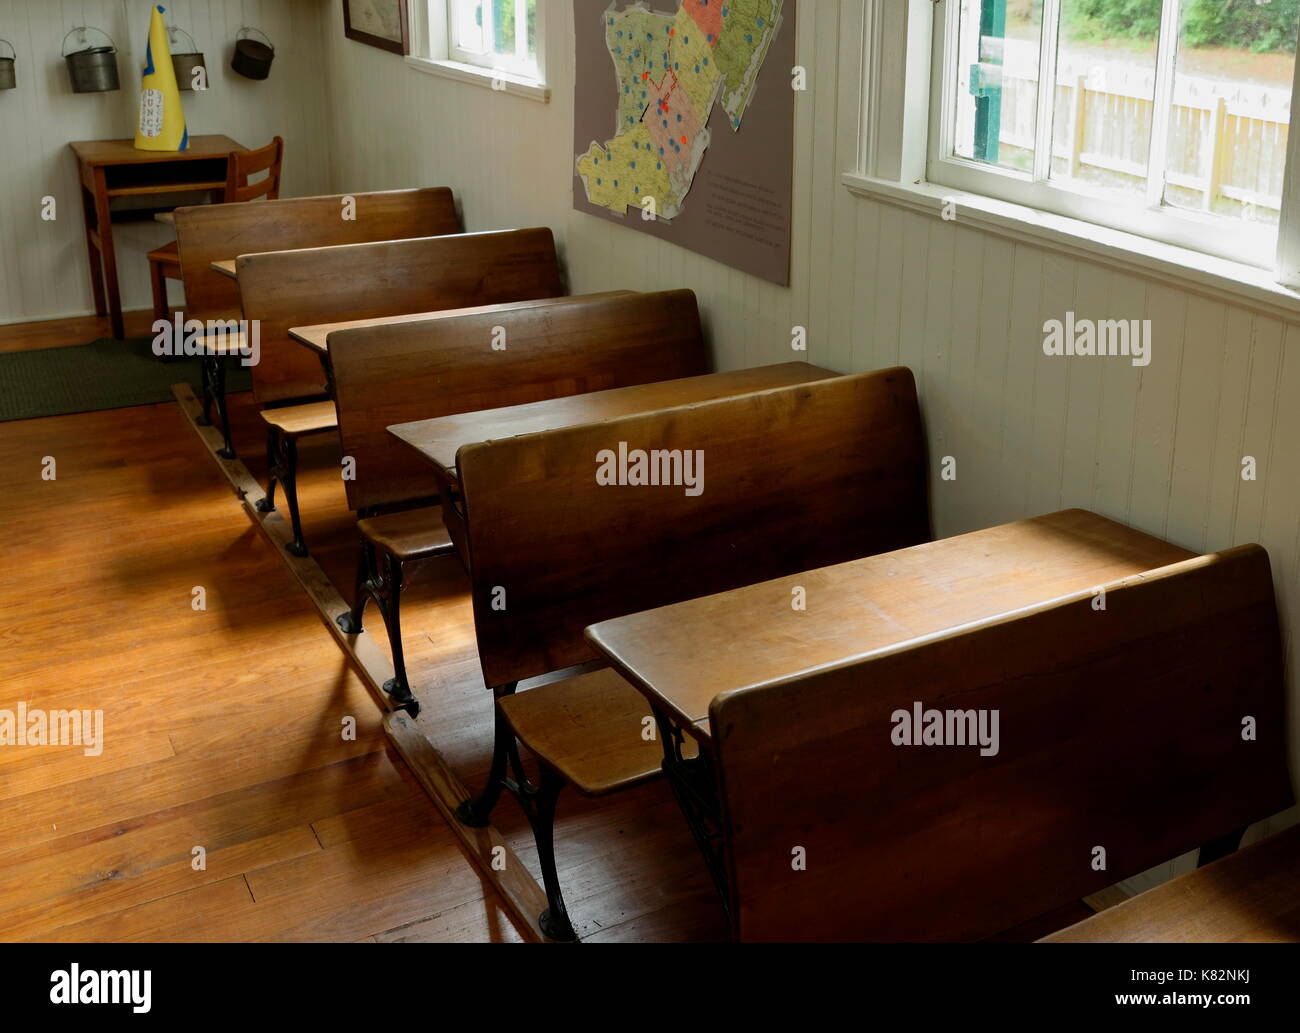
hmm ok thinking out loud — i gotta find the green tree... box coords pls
[1068,0,1300,52]
[1183,0,1300,53]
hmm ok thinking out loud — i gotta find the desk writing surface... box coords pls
[586,509,1196,739]
[70,135,244,167]
[211,260,238,279]
[388,362,840,476]
[288,291,637,355]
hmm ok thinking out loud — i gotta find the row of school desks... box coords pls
[174,185,1298,943]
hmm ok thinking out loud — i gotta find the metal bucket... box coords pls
[231,27,274,81]
[0,40,15,91]
[63,27,120,94]
[171,27,206,92]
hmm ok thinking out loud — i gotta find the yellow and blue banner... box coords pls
[135,4,188,151]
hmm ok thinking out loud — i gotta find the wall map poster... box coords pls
[573,0,795,285]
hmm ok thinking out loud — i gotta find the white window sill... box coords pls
[403,56,550,103]
[842,171,1300,324]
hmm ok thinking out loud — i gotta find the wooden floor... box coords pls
[0,346,725,940]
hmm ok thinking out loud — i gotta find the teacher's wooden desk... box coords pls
[70,135,244,339]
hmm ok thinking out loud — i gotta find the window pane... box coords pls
[953,0,1042,173]
[454,0,485,53]
[1160,0,1299,227]
[1048,0,1160,203]
[492,0,516,58]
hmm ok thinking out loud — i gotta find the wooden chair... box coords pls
[233,227,566,557]
[147,137,284,322]
[325,289,710,710]
[452,369,931,938]
[172,186,461,458]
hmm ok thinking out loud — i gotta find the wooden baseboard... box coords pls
[171,383,551,943]
[0,309,159,352]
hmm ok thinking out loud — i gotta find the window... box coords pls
[446,0,540,79]
[407,0,547,101]
[929,0,1300,270]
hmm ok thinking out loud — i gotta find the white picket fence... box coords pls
[996,41,1290,211]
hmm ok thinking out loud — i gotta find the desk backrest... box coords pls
[173,186,461,323]
[235,228,566,405]
[457,368,930,689]
[710,544,1291,941]
[329,289,708,513]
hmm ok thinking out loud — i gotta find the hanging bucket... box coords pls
[171,27,206,92]
[0,40,16,91]
[231,27,274,81]
[63,27,120,94]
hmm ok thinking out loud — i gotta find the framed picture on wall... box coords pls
[342,0,410,55]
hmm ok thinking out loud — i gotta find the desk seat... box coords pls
[199,330,247,357]
[147,239,180,266]
[357,507,452,562]
[259,400,338,438]
[500,668,690,796]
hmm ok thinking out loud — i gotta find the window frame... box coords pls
[926,0,1288,271]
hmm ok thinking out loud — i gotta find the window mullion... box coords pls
[1031,0,1063,183]
[482,0,495,58]
[1273,11,1300,285]
[933,0,961,176]
[516,0,528,67]
[1145,0,1182,210]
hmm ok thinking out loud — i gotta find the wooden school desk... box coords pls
[388,362,839,488]
[288,293,638,397]
[210,259,238,279]
[582,511,1288,940]
[70,135,245,339]
[388,361,838,568]
[1041,822,1300,942]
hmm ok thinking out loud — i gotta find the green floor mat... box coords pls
[0,336,252,422]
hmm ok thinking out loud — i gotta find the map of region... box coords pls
[576,0,784,222]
